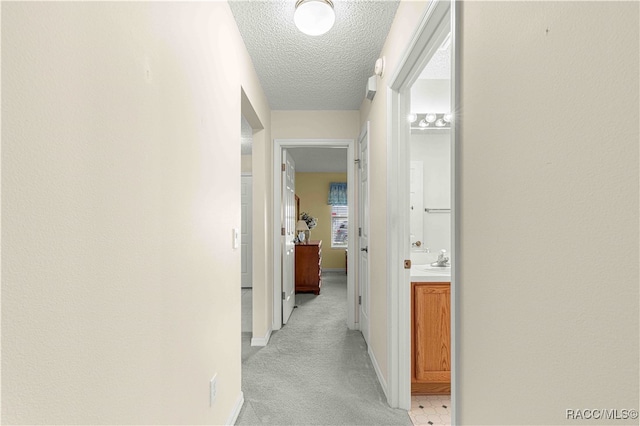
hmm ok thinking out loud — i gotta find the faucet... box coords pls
[431,249,450,267]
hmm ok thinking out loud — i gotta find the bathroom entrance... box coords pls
[406,27,453,412]
[385,0,458,420]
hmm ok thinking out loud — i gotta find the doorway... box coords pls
[240,115,254,338]
[239,88,267,349]
[386,0,458,420]
[272,139,357,332]
[407,32,453,418]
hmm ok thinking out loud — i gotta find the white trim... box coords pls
[273,139,357,332]
[226,391,244,425]
[385,84,401,409]
[449,2,460,424]
[250,327,272,347]
[368,345,388,399]
[388,2,450,91]
[385,0,454,412]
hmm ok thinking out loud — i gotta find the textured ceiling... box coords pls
[288,147,347,172]
[229,0,400,110]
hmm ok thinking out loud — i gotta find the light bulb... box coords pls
[294,0,335,36]
[425,113,437,123]
[418,119,428,128]
[408,113,417,123]
[435,118,445,127]
[443,113,452,123]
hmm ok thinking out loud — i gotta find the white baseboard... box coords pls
[368,345,388,399]
[226,391,244,425]
[251,327,272,346]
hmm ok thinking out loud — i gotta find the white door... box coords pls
[358,124,370,345]
[281,150,296,324]
[241,175,253,288]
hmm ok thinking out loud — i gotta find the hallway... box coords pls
[237,272,411,425]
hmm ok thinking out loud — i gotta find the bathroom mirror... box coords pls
[409,131,451,254]
[408,38,452,256]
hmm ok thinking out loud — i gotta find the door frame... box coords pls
[385,0,459,418]
[272,139,357,331]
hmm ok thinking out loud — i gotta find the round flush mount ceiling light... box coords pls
[294,0,335,36]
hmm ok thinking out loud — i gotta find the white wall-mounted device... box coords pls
[366,75,377,100]
[374,57,385,77]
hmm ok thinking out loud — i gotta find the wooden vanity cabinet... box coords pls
[411,281,451,394]
[295,240,322,295]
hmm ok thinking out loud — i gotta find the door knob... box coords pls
[361,247,368,252]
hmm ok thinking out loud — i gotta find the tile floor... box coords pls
[409,395,451,426]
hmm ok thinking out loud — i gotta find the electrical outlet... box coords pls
[210,374,217,407]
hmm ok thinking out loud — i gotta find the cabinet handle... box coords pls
[361,247,368,253]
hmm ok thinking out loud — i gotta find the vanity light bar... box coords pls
[409,113,452,129]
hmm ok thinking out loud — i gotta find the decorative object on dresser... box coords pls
[300,212,317,241]
[295,220,309,244]
[411,281,451,394]
[295,240,322,295]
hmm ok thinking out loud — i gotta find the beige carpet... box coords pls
[237,272,411,426]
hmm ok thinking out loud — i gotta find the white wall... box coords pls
[458,1,639,424]
[271,110,360,140]
[411,79,451,113]
[363,0,638,422]
[2,2,270,424]
[411,132,451,254]
[241,155,252,173]
[359,0,431,385]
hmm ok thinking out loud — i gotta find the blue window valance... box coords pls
[328,182,347,206]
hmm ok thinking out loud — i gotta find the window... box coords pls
[331,205,348,248]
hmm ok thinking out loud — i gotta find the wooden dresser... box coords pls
[295,240,322,295]
[411,281,451,394]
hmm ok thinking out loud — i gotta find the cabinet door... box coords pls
[414,283,451,383]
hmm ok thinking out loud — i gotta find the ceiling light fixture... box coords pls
[294,0,335,36]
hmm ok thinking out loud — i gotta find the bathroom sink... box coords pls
[418,264,451,271]
[411,263,451,279]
